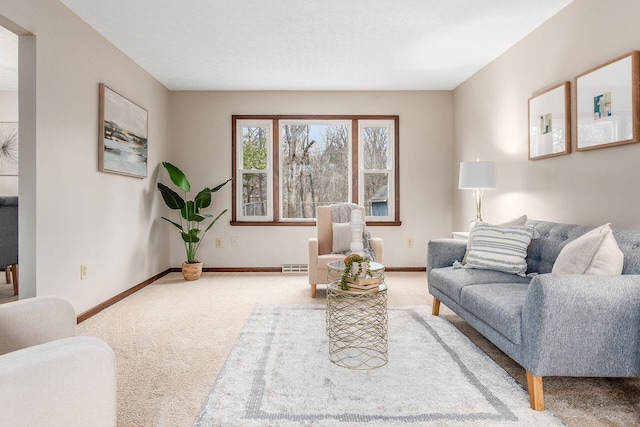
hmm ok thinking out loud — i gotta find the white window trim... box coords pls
[236,119,273,222]
[358,120,395,221]
[232,115,400,225]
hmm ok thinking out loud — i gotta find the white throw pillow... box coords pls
[464,222,538,275]
[463,215,528,264]
[332,222,352,253]
[552,223,623,275]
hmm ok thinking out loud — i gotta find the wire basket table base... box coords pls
[326,282,388,369]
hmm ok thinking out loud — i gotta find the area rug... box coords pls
[193,304,564,426]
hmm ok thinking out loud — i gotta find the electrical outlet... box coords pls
[216,237,223,248]
[407,238,414,248]
[231,236,239,247]
[80,264,87,280]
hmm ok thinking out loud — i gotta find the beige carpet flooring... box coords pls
[0,273,18,305]
[69,272,637,426]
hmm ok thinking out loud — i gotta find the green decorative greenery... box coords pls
[340,254,372,290]
[157,162,231,264]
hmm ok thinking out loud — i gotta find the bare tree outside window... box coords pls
[362,126,390,217]
[363,127,388,169]
[242,126,268,216]
[232,115,399,224]
[281,123,349,219]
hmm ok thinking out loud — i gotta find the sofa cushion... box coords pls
[526,220,640,274]
[552,223,624,275]
[526,221,595,274]
[612,229,640,275]
[331,223,351,253]
[460,283,529,345]
[464,223,538,275]
[429,266,531,305]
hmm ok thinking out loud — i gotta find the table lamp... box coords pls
[459,160,496,222]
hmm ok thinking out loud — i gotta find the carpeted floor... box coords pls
[194,303,563,426]
[74,272,639,426]
[0,273,18,305]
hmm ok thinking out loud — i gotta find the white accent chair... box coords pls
[0,296,117,426]
[308,206,383,298]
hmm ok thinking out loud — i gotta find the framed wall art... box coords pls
[0,122,18,175]
[528,82,571,160]
[575,51,640,151]
[99,83,148,178]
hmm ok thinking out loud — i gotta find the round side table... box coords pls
[325,260,388,370]
[326,260,385,285]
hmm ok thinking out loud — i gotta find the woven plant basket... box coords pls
[181,262,203,281]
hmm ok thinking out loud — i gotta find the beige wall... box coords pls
[13,0,605,309]
[453,0,640,231]
[170,91,453,268]
[0,2,454,314]
[0,0,171,313]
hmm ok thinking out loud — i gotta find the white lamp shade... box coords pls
[459,161,496,189]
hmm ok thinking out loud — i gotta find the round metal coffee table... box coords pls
[326,260,385,285]
[325,260,388,370]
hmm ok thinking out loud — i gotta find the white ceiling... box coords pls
[3,1,574,92]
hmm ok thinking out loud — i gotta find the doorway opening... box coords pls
[0,16,36,303]
[0,25,18,304]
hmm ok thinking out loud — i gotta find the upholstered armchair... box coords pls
[0,297,117,426]
[308,206,383,298]
[0,196,18,294]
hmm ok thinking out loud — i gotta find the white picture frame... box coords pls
[575,51,640,151]
[528,82,571,160]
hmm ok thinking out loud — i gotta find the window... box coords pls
[235,120,272,221]
[232,115,400,225]
[280,120,351,220]
[360,120,394,221]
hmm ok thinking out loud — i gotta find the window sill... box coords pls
[230,221,402,227]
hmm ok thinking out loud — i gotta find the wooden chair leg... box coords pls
[526,370,544,411]
[11,264,18,295]
[5,266,10,284]
[432,297,441,315]
[311,284,317,298]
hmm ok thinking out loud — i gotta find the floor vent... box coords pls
[281,264,308,274]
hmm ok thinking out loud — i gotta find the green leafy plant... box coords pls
[157,162,231,264]
[340,254,372,290]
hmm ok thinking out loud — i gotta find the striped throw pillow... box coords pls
[462,215,528,263]
[464,223,539,275]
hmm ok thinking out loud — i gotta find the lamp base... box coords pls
[474,188,484,222]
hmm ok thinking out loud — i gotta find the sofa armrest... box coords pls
[427,238,467,275]
[308,238,319,259]
[522,273,640,377]
[0,296,77,355]
[370,237,383,263]
[308,238,319,285]
[0,336,117,426]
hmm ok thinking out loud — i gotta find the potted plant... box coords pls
[157,161,231,280]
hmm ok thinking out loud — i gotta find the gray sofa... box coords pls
[0,196,18,294]
[427,220,640,411]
